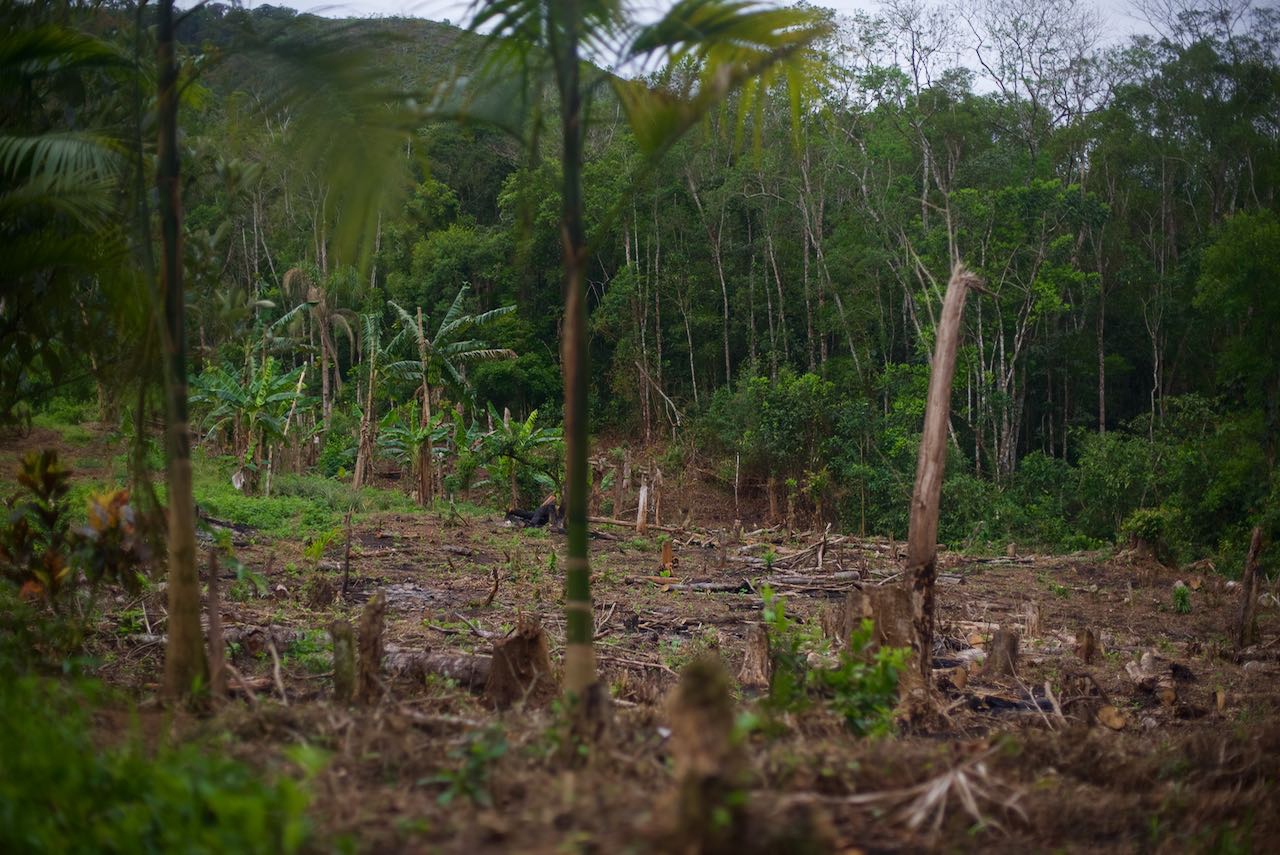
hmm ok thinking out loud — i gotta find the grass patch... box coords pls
[193,455,417,539]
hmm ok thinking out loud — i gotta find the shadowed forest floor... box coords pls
[4,424,1278,853]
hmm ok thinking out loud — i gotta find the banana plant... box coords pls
[481,403,563,509]
[378,402,452,504]
[386,287,515,504]
[192,356,309,494]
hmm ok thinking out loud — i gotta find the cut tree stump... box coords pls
[1023,601,1040,639]
[1075,628,1098,664]
[667,656,747,854]
[1235,527,1264,649]
[981,627,1020,678]
[330,619,355,705]
[737,624,772,693]
[356,590,386,705]
[861,585,914,651]
[484,619,557,709]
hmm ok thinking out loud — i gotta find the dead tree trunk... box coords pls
[906,263,979,697]
[1235,526,1264,649]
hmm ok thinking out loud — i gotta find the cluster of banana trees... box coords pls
[189,284,523,504]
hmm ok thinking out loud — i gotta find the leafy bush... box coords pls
[0,674,317,853]
[811,620,908,737]
[0,451,74,605]
[760,587,905,736]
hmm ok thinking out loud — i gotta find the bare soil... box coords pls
[6,427,1279,853]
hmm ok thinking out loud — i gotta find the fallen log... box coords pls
[385,645,491,690]
[589,515,688,534]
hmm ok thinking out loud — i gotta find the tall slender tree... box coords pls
[157,0,207,698]
[456,0,829,714]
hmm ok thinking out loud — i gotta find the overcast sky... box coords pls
[246,0,1157,42]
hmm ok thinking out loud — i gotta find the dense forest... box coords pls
[3,0,1279,850]
[9,0,1278,563]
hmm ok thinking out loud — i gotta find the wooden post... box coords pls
[636,474,650,534]
[905,263,980,696]
[652,466,663,526]
[1235,526,1264,649]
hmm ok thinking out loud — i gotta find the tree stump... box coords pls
[737,624,772,693]
[484,619,557,709]
[356,591,386,705]
[820,589,860,652]
[982,627,1020,678]
[1023,601,1040,639]
[1235,527,1264,649]
[667,655,747,854]
[861,585,914,651]
[1075,628,1098,664]
[330,619,356,704]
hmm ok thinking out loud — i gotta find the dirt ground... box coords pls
[6,425,1279,853]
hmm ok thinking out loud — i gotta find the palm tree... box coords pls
[282,266,356,430]
[453,0,829,710]
[387,287,516,505]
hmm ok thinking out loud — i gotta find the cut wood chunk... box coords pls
[385,646,491,689]
[1097,704,1128,730]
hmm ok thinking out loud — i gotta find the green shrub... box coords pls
[0,675,318,853]
[760,587,905,736]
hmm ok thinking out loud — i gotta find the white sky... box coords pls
[247,0,1157,42]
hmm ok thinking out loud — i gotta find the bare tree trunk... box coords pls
[906,263,978,699]
[157,0,207,701]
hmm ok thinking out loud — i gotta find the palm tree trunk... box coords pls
[557,7,598,703]
[157,0,207,700]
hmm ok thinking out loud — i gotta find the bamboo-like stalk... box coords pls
[157,0,208,699]
[558,1,598,702]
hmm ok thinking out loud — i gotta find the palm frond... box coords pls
[0,132,125,182]
[0,24,128,79]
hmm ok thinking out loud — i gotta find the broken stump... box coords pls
[1075,628,1098,664]
[737,624,772,694]
[330,619,356,705]
[356,590,386,705]
[667,655,748,854]
[981,627,1020,678]
[484,618,557,709]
